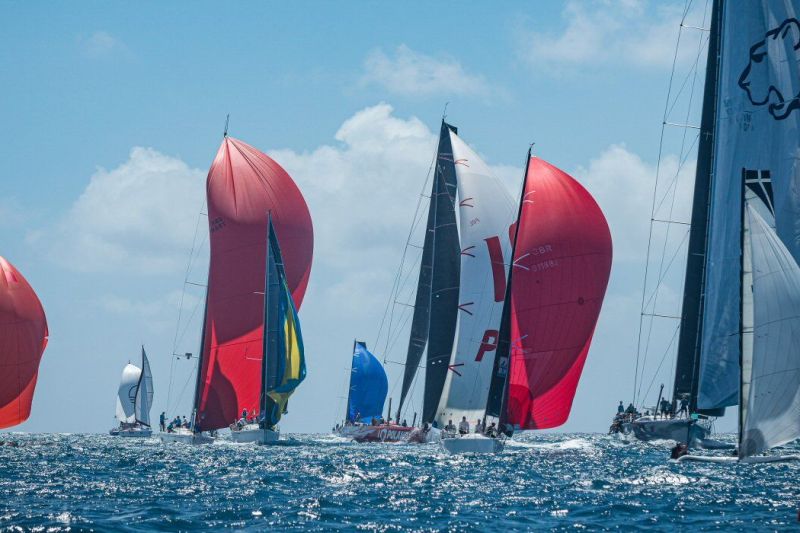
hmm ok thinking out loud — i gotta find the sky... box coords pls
[1,0,733,434]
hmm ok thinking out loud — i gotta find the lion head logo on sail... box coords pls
[739,18,800,120]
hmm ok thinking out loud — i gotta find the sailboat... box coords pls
[617,0,800,456]
[391,120,517,441]
[335,341,415,442]
[110,347,154,437]
[679,175,800,462]
[442,151,613,454]
[0,257,48,430]
[161,132,312,445]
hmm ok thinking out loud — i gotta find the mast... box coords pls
[345,339,356,422]
[260,214,273,424]
[672,0,722,414]
[485,146,533,427]
[191,285,210,432]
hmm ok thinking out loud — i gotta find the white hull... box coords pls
[159,429,214,445]
[441,434,505,454]
[110,426,152,438]
[678,453,800,463]
[231,425,280,444]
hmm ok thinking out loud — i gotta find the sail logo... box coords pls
[739,18,800,120]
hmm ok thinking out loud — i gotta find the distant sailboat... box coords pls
[161,132,313,445]
[0,257,48,429]
[110,347,154,438]
[336,341,416,443]
[443,152,613,453]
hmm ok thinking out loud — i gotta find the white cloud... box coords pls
[79,31,127,59]
[518,0,709,72]
[32,147,205,274]
[361,45,493,97]
[574,143,695,263]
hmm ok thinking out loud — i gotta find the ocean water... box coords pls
[0,432,798,531]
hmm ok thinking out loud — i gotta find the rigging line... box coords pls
[641,323,681,405]
[383,246,425,359]
[638,0,710,402]
[665,9,710,120]
[633,9,686,406]
[373,139,438,354]
[167,202,206,413]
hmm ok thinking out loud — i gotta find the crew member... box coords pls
[444,419,456,433]
[617,401,624,414]
[458,417,470,435]
[159,412,166,432]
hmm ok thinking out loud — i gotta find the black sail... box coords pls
[672,0,722,414]
[397,121,460,423]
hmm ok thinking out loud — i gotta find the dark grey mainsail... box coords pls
[671,0,722,414]
[396,121,460,424]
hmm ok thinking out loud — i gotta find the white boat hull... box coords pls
[441,435,505,454]
[624,417,710,444]
[109,426,152,438]
[231,425,280,444]
[159,429,214,445]
[678,453,800,463]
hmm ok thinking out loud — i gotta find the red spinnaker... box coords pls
[505,158,611,429]
[0,257,48,429]
[196,137,313,430]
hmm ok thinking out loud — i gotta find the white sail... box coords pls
[698,1,800,411]
[740,202,800,458]
[434,131,516,426]
[134,348,154,426]
[116,363,141,424]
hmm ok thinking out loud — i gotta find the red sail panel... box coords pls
[196,137,313,430]
[505,158,611,430]
[0,257,48,429]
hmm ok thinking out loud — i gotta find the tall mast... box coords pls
[260,213,273,422]
[672,0,722,414]
[485,145,533,427]
[191,286,210,432]
[345,339,357,422]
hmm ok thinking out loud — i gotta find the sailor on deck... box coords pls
[475,419,484,434]
[678,397,689,417]
[444,419,456,433]
[159,412,166,432]
[485,422,498,438]
[617,401,624,414]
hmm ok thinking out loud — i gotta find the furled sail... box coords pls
[698,1,800,411]
[0,257,48,429]
[116,363,141,424]
[196,136,313,431]
[346,342,388,423]
[134,347,153,427]
[435,130,516,426]
[740,201,800,458]
[397,121,460,423]
[501,158,612,429]
[261,218,307,427]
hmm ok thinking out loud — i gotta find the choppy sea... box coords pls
[0,432,798,531]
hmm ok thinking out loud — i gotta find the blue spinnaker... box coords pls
[347,342,388,423]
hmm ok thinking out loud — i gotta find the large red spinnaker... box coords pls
[196,136,313,431]
[0,257,48,429]
[505,158,611,429]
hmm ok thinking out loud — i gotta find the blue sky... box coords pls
[2,0,729,434]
